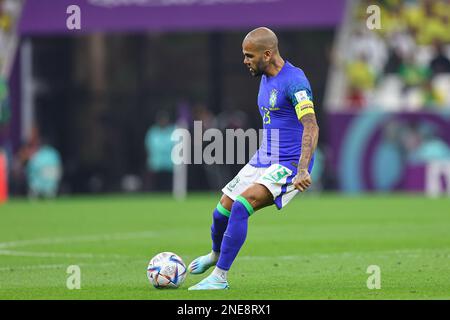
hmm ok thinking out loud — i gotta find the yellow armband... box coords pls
[295,100,315,120]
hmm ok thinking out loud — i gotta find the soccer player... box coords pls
[188,27,319,290]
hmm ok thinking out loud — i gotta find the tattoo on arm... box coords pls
[298,113,319,171]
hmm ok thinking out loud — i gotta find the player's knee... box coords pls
[239,194,256,205]
[220,194,233,212]
[236,194,260,213]
[240,184,273,211]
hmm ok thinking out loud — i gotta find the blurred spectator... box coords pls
[0,0,22,73]
[398,53,431,89]
[341,0,450,111]
[347,28,388,76]
[407,122,450,163]
[378,0,407,37]
[422,78,445,108]
[411,0,449,45]
[11,127,40,195]
[386,28,416,64]
[218,111,248,131]
[191,103,222,190]
[384,47,403,75]
[144,111,175,191]
[346,54,376,109]
[0,8,12,32]
[429,41,450,75]
[0,75,9,125]
[26,141,62,198]
[192,103,218,130]
[310,146,325,192]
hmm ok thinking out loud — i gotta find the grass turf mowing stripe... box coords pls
[0,194,449,299]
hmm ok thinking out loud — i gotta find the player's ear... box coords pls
[263,50,271,61]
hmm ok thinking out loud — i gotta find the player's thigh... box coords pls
[240,183,274,212]
[219,194,233,212]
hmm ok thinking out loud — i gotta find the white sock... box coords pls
[209,251,220,262]
[212,266,227,282]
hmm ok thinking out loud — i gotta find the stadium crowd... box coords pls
[0,0,21,73]
[345,0,450,110]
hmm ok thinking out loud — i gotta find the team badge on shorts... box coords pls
[226,176,240,192]
[262,165,292,183]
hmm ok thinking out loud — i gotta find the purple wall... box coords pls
[20,0,345,35]
[327,111,450,193]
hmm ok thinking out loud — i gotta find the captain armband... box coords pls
[295,100,315,120]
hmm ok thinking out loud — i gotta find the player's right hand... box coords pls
[293,169,312,192]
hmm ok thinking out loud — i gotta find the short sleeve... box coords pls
[286,78,315,120]
[286,82,314,108]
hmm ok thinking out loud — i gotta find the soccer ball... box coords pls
[147,252,187,289]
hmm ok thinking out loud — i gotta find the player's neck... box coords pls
[265,57,285,78]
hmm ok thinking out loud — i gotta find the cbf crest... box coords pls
[269,89,278,108]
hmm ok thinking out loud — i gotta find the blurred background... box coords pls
[0,0,449,201]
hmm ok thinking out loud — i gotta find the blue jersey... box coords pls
[249,61,315,172]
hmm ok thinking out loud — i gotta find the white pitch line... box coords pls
[0,259,146,272]
[239,248,450,261]
[0,230,447,272]
[0,263,68,272]
[1,249,448,274]
[0,231,158,249]
[0,231,157,261]
[0,250,131,259]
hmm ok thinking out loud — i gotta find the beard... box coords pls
[251,70,262,77]
[249,67,263,77]
[251,60,267,77]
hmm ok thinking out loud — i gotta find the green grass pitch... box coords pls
[0,193,449,299]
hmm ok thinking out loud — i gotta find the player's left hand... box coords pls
[293,169,312,192]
